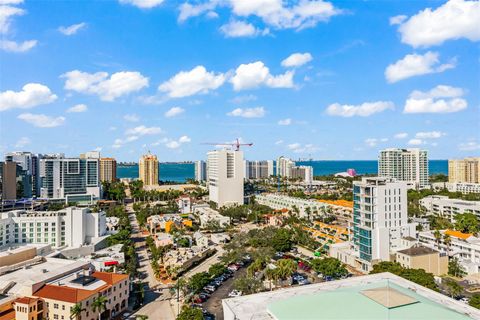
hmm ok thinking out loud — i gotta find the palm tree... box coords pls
[433,229,442,251]
[92,296,108,320]
[70,303,85,319]
[443,234,452,256]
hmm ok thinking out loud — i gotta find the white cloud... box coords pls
[17,113,65,128]
[408,138,424,146]
[395,0,480,47]
[326,101,394,117]
[178,1,218,22]
[281,52,313,68]
[118,0,164,9]
[394,132,408,139]
[158,65,225,98]
[385,51,455,83]
[278,118,292,125]
[165,106,185,118]
[220,20,264,38]
[230,94,257,104]
[404,85,467,114]
[62,70,149,101]
[123,113,140,122]
[227,107,265,118]
[459,140,480,151]
[14,136,30,148]
[0,83,57,111]
[94,146,102,152]
[0,4,24,34]
[66,104,87,113]
[275,139,284,145]
[58,22,86,36]
[230,0,342,30]
[0,39,36,52]
[287,142,318,153]
[389,15,407,25]
[163,135,191,149]
[415,131,445,139]
[125,125,162,136]
[230,61,294,91]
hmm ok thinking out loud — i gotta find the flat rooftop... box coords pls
[222,273,480,320]
[397,246,439,256]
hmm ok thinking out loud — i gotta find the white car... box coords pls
[228,290,243,297]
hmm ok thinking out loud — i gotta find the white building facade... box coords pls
[378,148,429,189]
[207,149,244,207]
[419,195,480,222]
[244,160,274,179]
[431,182,480,194]
[194,160,207,182]
[276,156,295,178]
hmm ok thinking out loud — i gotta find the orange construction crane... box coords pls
[202,138,253,151]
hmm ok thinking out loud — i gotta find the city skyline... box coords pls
[1,0,479,162]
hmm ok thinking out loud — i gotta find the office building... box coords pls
[207,149,244,207]
[5,151,41,197]
[378,148,429,189]
[1,161,18,200]
[244,160,274,179]
[40,154,101,202]
[290,165,314,184]
[449,158,480,183]
[352,177,416,271]
[194,160,207,182]
[276,156,295,178]
[420,195,480,222]
[222,272,479,320]
[99,157,117,182]
[0,207,106,249]
[139,152,159,186]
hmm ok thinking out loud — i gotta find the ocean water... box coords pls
[117,160,448,182]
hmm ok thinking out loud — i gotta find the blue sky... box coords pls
[0,0,479,161]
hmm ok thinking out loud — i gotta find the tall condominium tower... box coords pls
[448,158,480,183]
[290,165,314,184]
[244,160,274,179]
[99,157,117,182]
[194,160,207,182]
[276,156,295,178]
[378,148,429,189]
[207,149,244,207]
[4,151,42,197]
[139,153,159,186]
[353,177,416,272]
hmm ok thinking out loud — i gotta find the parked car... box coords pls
[228,290,243,297]
[204,285,216,292]
[228,264,240,271]
[298,278,310,285]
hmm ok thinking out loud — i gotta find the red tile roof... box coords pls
[34,284,99,303]
[92,271,128,285]
[0,309,15,320]
[13,297,39,305]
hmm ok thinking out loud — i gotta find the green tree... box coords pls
[370,261,437,290]
[444,278,463,298]
[469,294,480,309]
[176,306,203,320]
[233,276,263,294]
[433,229,442,250]
[271,228,293,252]
[92,296,107,320]
[70,303,85,319]
[443,234,452,255]
[136,316,149,320]
[188,272,211,293]
[209,263,227,278]
[448,257,466,278]
[311,257,348,278]
[454,213,480,234]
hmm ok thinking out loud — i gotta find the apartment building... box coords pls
[4,151,42,197]
[139,153,159,186]
[352,177,416,271]
[193,206,230,229]
[276,156,295,178]
[432,182,480,194]
[244,160,274,180]
[0,207,106,249]
[419,195,480,222]
[207,149,244,207]
[449,158,480,183]
[395,246,448,276]
[99,157,117,182]
[290,165,314,184]
[378,148,429,189]
[194,160,207,182]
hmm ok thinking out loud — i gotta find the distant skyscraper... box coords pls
[244,160,274,179]
[448,158,480,183]
[139,153,159,186]
[99,157,117,182]
[378,148,429,189]
[0,161,17,200]
[207,149,244,207]
[4,151,41,197]
[276,156,295,178]
[40,153,101,202]
[290,165,314,184]
[353,177,416,272]
[194,160,207,182]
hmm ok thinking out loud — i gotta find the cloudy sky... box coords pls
[0,0,479,161]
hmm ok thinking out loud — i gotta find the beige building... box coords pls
[449,158,480,183]
[99,158,117,182]
[139,153,159,186]
[395,246,448,276]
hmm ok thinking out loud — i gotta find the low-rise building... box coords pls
[420,195,480,222]
[432,182,480,194]
[395,245,448,276]
[193,206,230,229]
[147,214,192,234]
[177,195,192,214]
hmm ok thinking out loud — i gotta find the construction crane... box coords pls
[202,138,253,151]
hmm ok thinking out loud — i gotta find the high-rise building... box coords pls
[40,154,101,202]
[99,157,117,182]
[139,153,159,186]
[378,148,429,189]
[207,149,244,207]
[4,151,42,197]
[353,177,416,271]
[276,156,295,178]
[194,160,207,182]
[290,165,314,184]
[1,161,18,200]
[448,157,480,183]
[244,160,274,179]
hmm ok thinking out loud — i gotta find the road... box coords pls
[184,246,225,278]
[127,204,179,320]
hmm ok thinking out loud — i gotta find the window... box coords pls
[54,315,59,320]
[54,303,59,309]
